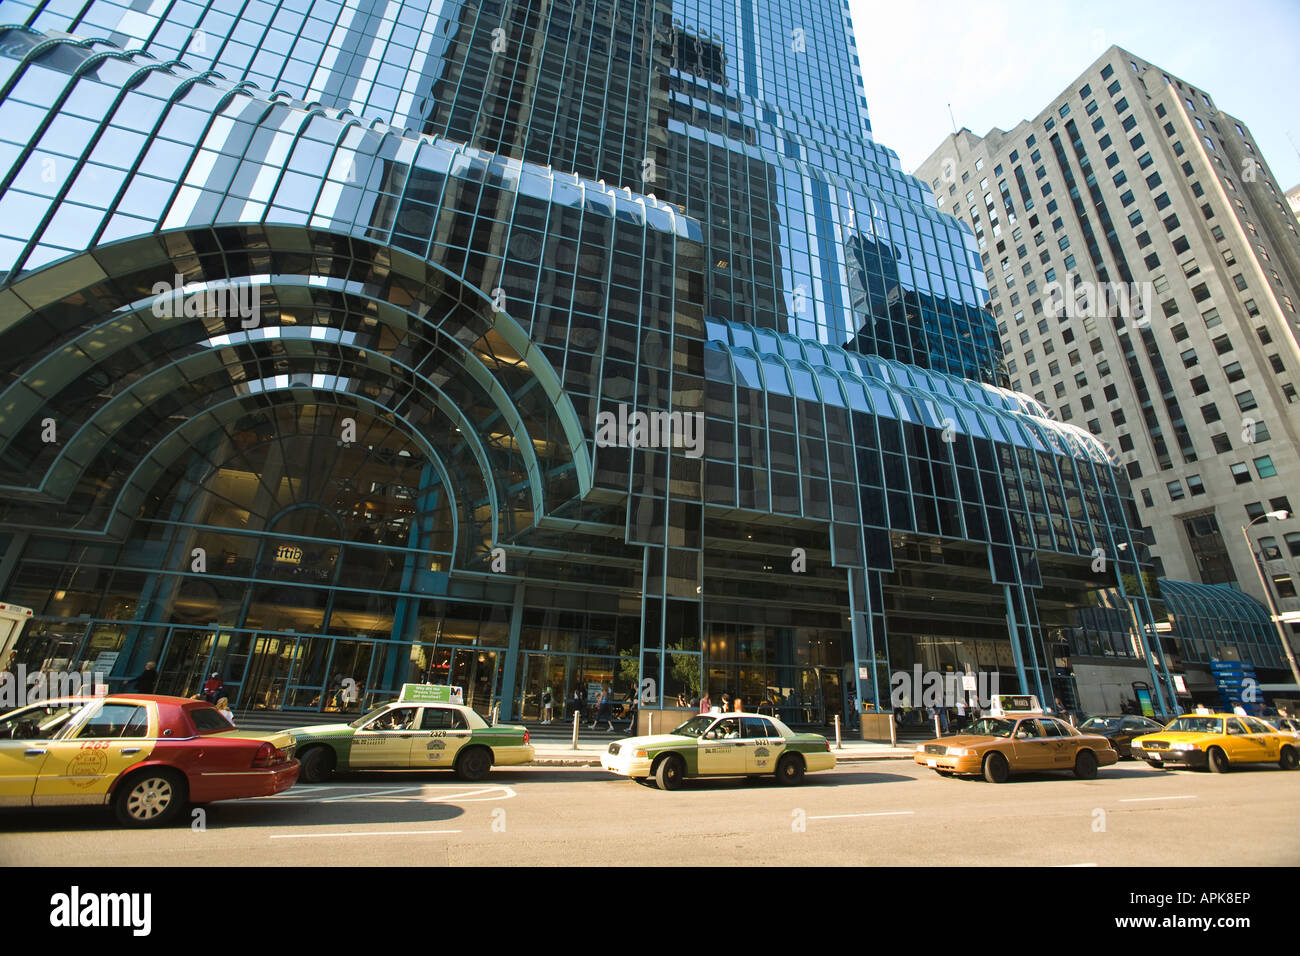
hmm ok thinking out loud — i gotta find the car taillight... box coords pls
[524,730,530,745]
[823,739,831,752]
[252,742,285,767]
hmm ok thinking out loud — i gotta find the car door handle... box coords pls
[25,749,46,757]
[121,748,141,755]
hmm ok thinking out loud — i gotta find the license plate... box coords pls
[1148,753,1161,762]
[926,758,938,768]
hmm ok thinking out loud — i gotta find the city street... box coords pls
[2,759,1296,866]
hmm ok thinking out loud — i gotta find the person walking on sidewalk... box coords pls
[589,686,616,732]
[541,686,554,724]
[624,689,639,735]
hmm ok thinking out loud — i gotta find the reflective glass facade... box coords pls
[0,2,1197,721]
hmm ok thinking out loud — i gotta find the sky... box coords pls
[849,0,1300,191]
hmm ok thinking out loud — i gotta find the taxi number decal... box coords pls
[79,741,110,750]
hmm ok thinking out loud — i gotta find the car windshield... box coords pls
[962,717,1015,738]
[0,702,90,740]
[670,716,715,738]
[1164,716,1223,734]
[1081,716,1121,731]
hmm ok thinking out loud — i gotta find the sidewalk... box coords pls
[528,737,913,766]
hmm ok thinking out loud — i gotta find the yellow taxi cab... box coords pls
[1131,712,1300,772]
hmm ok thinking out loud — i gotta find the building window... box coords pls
[1187,475,1206,496]
[1230,462,1252,484]
[1254,455,1277,478]
[1183,513,1235,585]
[1167,480,1184,501]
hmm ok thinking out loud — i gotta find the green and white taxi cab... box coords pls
[601,711,835,789]
[286,684,534,783]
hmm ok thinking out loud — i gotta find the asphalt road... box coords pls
[2,759,1297,866]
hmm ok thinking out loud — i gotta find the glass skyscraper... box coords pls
[0,1,1182,722]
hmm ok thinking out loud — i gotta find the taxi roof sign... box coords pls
[989,694,1043,717]
[399,683,463,705]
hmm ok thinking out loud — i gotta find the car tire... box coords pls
[1279,746,1298,770]
[1073,749,1099,779]
[775,753,805,786]
[983,752,1009,784]
[1207,746,1230,773]
[113,769,186,828]
[455,746,493,782]
[654,754,685,791]
[298,746,335,783]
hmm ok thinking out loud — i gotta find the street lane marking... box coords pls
[1118,795,1198,803]
[807,811,915,820]
[270,829,462,839]
[318,786,425,802]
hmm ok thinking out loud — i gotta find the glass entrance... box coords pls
[450,647,498,716]
[156,627,216,698]
[520,653,571,720]
[239,632,297,710]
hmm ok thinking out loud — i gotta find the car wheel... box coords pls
[455,746,492,782]
[113,769,186,828]
[1207,747,1230,773]
[654,754,685,791]
[1279,746,1298,770]
[298,746,335,783]
[776,753,805,786]
[1074,749,1099,779]
[983,751,1010,784]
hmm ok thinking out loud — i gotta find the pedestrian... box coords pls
[571,686,584,722]
[541,686,554,724]
[589,687,615,731]
[733,696,743,713]
[202,671,224,704]
[699,692,711,714]
[720,692,731,713]
[955,697,966,727]
[130,661,158,692]
[1232,702,1247,717]
[216,697,234,725]
[625,690,639,734]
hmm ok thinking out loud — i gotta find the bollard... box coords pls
[834,714,843,750]
[889,712,897,748]
[571,710,579,750]
[648,711,653,736]
[934,714,942,738]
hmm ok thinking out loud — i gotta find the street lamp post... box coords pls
[1241,511,1300,695]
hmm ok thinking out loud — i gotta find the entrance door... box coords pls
[451,648,498,716]
[239,633,296,710]
[519,653,569,721]
[156,627,215,699]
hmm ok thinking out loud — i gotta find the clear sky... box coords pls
[850,0,1300,191]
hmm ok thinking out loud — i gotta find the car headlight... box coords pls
[945,747,974,757]
[1171,742,1198,751]
[915,744,926,752]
